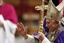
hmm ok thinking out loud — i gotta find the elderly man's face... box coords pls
[46,19,58,32]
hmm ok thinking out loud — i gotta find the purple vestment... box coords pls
[54,30,64,43]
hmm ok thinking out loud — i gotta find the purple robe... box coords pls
[45,25,64,43]
[0,2,18,24]
[54,30,64,43]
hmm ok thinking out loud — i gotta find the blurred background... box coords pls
[4,0,45,35]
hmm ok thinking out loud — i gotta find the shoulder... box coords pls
[4,3,15,9]
[55,30,64,43]
[56,28,64,39]
[58,26,64,38]
[59,30,64,37]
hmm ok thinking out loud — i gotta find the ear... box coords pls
[52,21,59,28]
[54,21,59,26]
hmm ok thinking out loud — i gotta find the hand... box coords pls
[0,22,3,27]
[34,32,45,41]
[16,22,28,39]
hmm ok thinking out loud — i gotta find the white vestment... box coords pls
[0,15,16,43]
[42,37,51,43]
[15,34,35,43]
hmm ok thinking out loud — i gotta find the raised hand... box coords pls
[16,22,28,39]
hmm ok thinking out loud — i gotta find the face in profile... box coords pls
[46,19,58,32]
[46,19,53,29]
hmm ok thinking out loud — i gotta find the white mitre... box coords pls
[45,0,64,21]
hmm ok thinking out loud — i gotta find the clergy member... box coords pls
[0,0,18,43]
[41,0,64,43]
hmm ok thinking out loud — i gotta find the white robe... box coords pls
[42,37,51,43]
[15,34,35,43]
[0,15,16,43]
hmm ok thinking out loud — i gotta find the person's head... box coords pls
[46,18,59,32]
[0,0,3,6]
[45,9,62,32]
[45,1,62,32]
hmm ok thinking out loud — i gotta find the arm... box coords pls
[16,22,28,39]
[42,37,51,43]
[26,35,35,43]
[5,20,17,34]
[16,22,35,43]
[34,32,51,43]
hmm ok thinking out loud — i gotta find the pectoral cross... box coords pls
[35,0,48,33]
